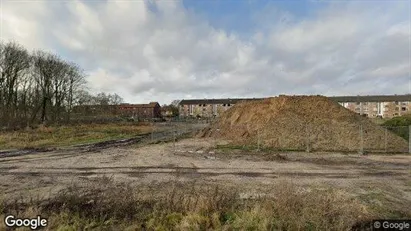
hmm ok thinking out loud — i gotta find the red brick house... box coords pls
[118,102,161,118]
[72,102,162,119]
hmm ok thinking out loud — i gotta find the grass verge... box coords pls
[0,123,153,150]
[1,177,373,231]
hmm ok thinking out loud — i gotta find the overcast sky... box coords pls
[1,0,410,104]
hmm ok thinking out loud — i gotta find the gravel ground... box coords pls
[1,137,410,213]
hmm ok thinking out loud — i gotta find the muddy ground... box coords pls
[1,137,410,215]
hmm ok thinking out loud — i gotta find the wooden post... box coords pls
[408,125,411,154]
[359,124,364,155]
[384,128,387,153]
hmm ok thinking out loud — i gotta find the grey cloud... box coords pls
[1,0,410,104]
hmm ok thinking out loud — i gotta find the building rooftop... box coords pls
[178,95,411,105]
[179,98,265,105]
[329,94,411,102]
[120,102,160,108]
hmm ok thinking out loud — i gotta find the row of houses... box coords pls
[178,98,263,118]
[332,95,411,118]
[72,94,411,120]
[178,95,411,119]
[72,102,162,119]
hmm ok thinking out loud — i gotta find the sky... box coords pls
[1,0,410,105]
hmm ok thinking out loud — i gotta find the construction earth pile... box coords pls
[198,95,408,152]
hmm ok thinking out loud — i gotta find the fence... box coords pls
[166,116,217,124]
[67,114,217,125]
[205,124,411,154]
[147,121,209,146]
[102,121,410,155]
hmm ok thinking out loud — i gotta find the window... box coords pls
[402,107,407,111]
[227,104,231,106]
[198,104,202,106]
[189,105,194,115]
[395,101,399,105]
[203,104,206,107]
[223,104,226,106]
[356,102,360,105]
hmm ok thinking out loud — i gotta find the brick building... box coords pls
[178,98,264,118]
[331,95,411,118]
[178,95,411,119]
[118,102,161,118]
[72,102,162,119]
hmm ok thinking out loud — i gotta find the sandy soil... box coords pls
[1,137,410,212]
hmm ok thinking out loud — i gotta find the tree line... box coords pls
[0,41,123,129]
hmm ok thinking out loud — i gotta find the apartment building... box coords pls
[178,95,411,119]
[178,98,264,118]
[330,95,411,118]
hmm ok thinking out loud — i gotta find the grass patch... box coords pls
[358,190,411,219]
[1,178,373,231]
[215,144,401,155]
[370,117,388,125]
[216,144,259,151]
[0,123,153,149]
[381,115,411,140]
[216,144,304,152]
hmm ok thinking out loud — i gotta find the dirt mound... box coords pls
[198,95,408,152]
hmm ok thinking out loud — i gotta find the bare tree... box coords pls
[65,62,86,122]
[75,90,95,106]
[0,42,30,127]
[32,51,86,124]
[95,92,110,105]
[0,40,123,128]
[109,93,124,105]
[32,51,57,123]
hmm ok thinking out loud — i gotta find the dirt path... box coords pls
[0,122,207,158]
[1,137,410,213]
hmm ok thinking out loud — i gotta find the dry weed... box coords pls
[0,178,373,230]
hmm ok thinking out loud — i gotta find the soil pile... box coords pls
[198,95,408,152]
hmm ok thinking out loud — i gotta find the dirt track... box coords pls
[1,137,411,213]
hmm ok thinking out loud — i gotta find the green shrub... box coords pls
[382,116,411,140]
